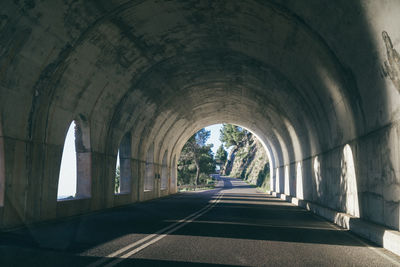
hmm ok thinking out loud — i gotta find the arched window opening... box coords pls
[115,133,131,194]
[58,121,77,199]
[275,168,280,193]
[57,118,91,200]
[144,143,154,191]
[284,165,290,195]
[0,118,5,207]
[115,151,120,194]
[170,155,176,190]
[161,150,168,190]
[341,144,360,217]
[313,156,322,198]
[296,162,304,200]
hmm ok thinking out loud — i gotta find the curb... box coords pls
[268,191,400,256]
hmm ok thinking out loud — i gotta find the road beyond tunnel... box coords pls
[1,176,399,266]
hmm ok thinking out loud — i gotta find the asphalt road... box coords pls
[1,176,400,266]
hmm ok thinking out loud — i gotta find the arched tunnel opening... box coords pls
[1,0,400,265]
[175,124,271,191]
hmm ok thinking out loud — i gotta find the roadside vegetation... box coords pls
[177,129,216,190]
[219,124,270,191]
[177,124,270,192]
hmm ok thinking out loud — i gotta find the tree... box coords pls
[198,144,216,175]
[219,124,247,148]
[215,144,227,166]
[178,129,216,187]
[195,128,210,146]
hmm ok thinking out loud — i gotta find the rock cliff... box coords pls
[223,134,270,191]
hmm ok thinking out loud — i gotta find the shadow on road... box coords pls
[0,177,371,261]
[0,248,232,267]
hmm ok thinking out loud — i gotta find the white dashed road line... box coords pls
[87,191,224,267]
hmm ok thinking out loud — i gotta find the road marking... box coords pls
[87,192,224,267]
[163,219,346,231]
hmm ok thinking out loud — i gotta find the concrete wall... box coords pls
[272,119,400,231]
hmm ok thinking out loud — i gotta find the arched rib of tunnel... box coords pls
[0,0,400,246]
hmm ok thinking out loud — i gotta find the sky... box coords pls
[204,124,224,155]
[57,121,77,198]
[57,123,227,198]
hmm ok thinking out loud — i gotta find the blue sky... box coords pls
[204,124,224,155]
[57,121,77,198]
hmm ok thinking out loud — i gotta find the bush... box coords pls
[199,173,209,184]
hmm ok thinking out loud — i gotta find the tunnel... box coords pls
[1,0,400,261]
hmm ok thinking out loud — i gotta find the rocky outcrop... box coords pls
[223,134,270,190]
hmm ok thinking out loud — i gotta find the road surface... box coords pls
[1,176,400,266]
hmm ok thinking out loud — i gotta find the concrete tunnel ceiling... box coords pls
[5,0,367,163]
[98,0,358,168]
[2,0,400,230]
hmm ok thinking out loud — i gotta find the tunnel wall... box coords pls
[272,120,400,231]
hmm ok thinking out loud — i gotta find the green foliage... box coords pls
[219,124,247,148]
[225,133,271,192]
[206,178,215,184]
[177,164,194,185]
[198,145,216,174]
[115,165,120,193]
[199,173,210,184]
[195,128,210,146]
[256,162,270,188]
[178,128,216,186]
[215,144,227,165]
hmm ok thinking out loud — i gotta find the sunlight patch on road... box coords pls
[87,192,224,267]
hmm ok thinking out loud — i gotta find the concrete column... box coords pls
[130,159,139,202]
[2,137,29,227]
